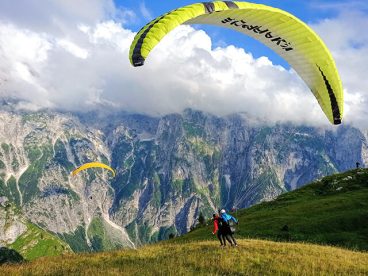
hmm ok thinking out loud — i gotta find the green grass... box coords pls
[88,218,107,251]
[9,223,71,261]
[1,201,70,261]
[6,176,21,206]
[58,226,91,252]
[176,168,368,251]
[1,240,367,275]
[87,217,123,251]
[1,169,368,274]
[19,145,54,204]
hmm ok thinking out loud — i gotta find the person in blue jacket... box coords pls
[219,209,238,246]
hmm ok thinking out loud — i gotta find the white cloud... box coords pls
[0,23,53,106]
[57,39,89,59]
[311,10,368,127]
[0,24,51,63]
[0,1,367,128]
[0,0,115,32]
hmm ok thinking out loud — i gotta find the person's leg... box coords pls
[217,232,223,245]
[222,234,227,246]
[224,234,233,246]
[223,226,234,245]
[229,233,237,246]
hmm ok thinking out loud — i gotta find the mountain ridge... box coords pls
[0,106,367,254]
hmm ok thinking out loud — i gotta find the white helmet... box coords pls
[220,209,226,214]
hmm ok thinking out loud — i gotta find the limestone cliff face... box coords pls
[0,110,134,251]
[0,196,71,259]
[0,107,366,249]
[0,196,26,245]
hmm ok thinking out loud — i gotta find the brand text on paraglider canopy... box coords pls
[221,17,293,52]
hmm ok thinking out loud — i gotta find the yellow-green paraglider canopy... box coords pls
[129,1,343,125]
[72,162,116,177]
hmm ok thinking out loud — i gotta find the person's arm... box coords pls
[230,215,238,224]
[212,220,218,234]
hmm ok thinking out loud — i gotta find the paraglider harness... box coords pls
[229,221,237,234]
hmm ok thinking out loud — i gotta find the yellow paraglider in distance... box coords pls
[129,1,344,125]
[72,162,116,177]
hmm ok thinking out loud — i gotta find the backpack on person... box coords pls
[220,209,238,234]
[229,220,236,234]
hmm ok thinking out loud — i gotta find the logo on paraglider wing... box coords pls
[221,17,293,52]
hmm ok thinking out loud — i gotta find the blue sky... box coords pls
[117,0,338,23]
[0,0,367,127]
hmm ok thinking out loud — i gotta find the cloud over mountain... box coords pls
[0,1,367,127]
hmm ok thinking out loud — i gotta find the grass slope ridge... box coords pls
[9,223,72,261]
[1,240,367,275]
[180,168,368,251]
[0,199,72,261]
[1,169,368,274]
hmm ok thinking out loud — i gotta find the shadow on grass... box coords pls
[0,247,25,265]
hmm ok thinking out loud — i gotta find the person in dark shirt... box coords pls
[219,209,238,246]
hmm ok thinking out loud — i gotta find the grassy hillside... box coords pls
[0,200,72,262]
[1,169,367,274]
[1,239,367,275]
[177,168,368,251]
[9,223,72,261]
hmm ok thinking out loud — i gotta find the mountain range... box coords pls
[0,102,367,254]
